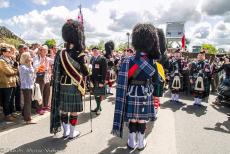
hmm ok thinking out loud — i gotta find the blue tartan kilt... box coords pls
[125,85,155,121]
[59,84,83,112]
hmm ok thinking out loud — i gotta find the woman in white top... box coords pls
[19,52,36,124]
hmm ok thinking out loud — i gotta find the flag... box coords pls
[77,5,84,26]
[181,33,185,49]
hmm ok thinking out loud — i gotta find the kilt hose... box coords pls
[59,84,83,112]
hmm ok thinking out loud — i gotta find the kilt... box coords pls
[125,84,155,121]
[59,84,83,112]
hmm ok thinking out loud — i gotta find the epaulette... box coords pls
[78,52,85,57]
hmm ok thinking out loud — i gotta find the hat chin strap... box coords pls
[69,43,74,49]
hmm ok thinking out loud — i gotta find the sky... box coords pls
[0,0,230,50]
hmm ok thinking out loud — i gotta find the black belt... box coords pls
[129,80,146,85]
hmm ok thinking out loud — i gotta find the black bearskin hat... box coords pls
[157,28,166,55]
[132,23,160,59]
[104,40,115,57]
[62,19,85,52]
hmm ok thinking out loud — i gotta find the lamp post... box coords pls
[126,32,130,49]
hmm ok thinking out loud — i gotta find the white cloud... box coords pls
[1,0,230,51]
[31,0,49,5]
[0,0,9,8]
[192,22,212,39]
[4,6,74,43]
[201,0,230,16]
[212,21,230,46]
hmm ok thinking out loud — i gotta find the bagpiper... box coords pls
[104,41,116,95]
[50,19,89,139]
[112,23,163,150]
[190,50,211,106]
[168,49,186,103]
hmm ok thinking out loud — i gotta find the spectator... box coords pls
[33,45,52,115]
[125,48,135,57]
[17,44,28,63]
[0,46,18,121]
[19,52,36,124]
[9,45,21,114]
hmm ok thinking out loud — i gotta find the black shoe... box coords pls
[91,108,98,112]
[107,92,114,95]
[127,143,135,150]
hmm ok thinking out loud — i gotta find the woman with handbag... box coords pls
[33,45,52,114]
[19,52,36,124]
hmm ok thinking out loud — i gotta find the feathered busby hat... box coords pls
[104,40,115,58]
[132,23,160,59]
[157,28,166,55]
[62,19,85,53]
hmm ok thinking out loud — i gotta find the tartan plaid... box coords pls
[50,51,62,134]
[112,57,129,138]
[50,50,84,134]
[59,84,83,112]
[112,56,156,138]
[126,85,155,120]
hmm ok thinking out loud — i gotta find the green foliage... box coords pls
[201,43,217,55]
[116,42,128,52]
[86,40,105,51]
[87,44,96,50]
[97,40,105,51]
[0,37,23,48]
[44,39,56,49]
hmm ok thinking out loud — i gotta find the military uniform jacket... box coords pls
[168,58,185,76]
[91,55,107,84]
[190,60,211,81]
[190,60,211,97]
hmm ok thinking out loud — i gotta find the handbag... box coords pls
[32,83,42,105]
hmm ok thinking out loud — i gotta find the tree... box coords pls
[0,37,23,48]
[116,42,128,51]
[97,40,105,51]
[201,43,217,55]
[44,39,56,49]
[87,44,97,50]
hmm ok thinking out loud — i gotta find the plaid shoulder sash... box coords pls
[60,50,85,95]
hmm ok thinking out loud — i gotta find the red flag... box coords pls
[181,33,185,49]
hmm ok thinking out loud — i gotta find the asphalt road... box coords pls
[0,89,229,154]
